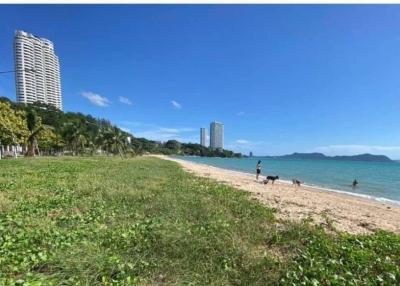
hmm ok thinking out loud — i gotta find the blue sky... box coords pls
[1,5,400,158]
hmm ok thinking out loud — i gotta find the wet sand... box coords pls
[153,155,400,234]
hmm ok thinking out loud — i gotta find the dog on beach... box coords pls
[263,175,279,184]
[292,179,302,187]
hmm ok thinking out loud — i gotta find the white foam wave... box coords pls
[176,157,400,207]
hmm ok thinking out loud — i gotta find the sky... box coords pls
[1,5,400,158]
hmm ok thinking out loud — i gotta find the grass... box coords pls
[0,157,399,285]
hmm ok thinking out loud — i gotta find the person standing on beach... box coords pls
[256,160,262,180]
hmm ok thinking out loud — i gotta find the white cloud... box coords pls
[158,128,180,133]
[119,121,154,128]
[225,139,266,155]
[171,100,182,109]
[119,127,132,134]
[82,91,110,107]
[134,126,196,142]
[118,121,196,142]
[236,111,245,116]
[118,96,132,105]
[158,127,196,133]
[312,144,400,159]
[236,139,250,144]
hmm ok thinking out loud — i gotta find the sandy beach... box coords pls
[154,155,400,234]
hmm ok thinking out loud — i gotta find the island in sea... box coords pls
[258,152,393,162]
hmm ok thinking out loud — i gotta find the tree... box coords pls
[38,128,64,154]
[165,140,181,151]
[62,121,88,155]
[99,126,127,157]
[0,101,28,158]
[0,98,242,158]
[26,110,48,157]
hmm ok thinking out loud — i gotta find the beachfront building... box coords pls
[14,30,63,110]
[210,121,224,150]
[200,128,207,147]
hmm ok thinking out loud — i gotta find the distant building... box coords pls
[249,151,253,157]
[14,30,63,110]
[200,128,207,147]
[210,121,224,150]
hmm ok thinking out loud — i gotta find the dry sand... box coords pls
[153,155,400,234]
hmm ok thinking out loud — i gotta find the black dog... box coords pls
[263,176,279,185]
[292,179,302,187]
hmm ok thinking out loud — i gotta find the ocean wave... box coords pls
[176,157,400,206]
[301,183,400,206]
[266,177,400,206]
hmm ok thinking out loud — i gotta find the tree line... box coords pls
[0,98,242,158]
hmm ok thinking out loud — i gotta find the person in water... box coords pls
[256,160,262,180]
[352,179,358,189]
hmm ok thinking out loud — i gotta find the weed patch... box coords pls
[0,157,399,285]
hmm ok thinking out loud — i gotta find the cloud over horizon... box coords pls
[225,139,266,154]
[123,121,196,143]
[81,91,110,107]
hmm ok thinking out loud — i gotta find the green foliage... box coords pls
[0,157,277,285]
[0,101,28,145]
[282,229,400,285]
[165,139,181,151]
[97,126,127,157]
[0,157,398,285]
[0,98,241,158]
[38,128,64,151]
[180,142,242,158]
[62,120,89,155]
[25,110,49,156]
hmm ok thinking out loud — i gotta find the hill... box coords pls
[331,153,393,162]
[0,97,241,158]
[264,152,393,162]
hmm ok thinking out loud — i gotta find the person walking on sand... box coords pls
[256,160,262,180]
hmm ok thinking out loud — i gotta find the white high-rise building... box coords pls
[14,30,62,110]
[210,121,224,150]
[200,128,207,147]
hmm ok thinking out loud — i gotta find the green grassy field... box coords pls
[0,157,399,285]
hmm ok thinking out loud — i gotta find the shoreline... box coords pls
[152,155,400,234]
[172,156,400,207]
[219,167,400,207]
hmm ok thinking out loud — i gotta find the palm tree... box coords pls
[72,130,87,155]
[109,127,127,158]
[95,126,107,155]
[25,110,45,157]
[62,121,88,155]
[98,126,127,157]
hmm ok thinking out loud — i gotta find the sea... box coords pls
[175,156,400,205]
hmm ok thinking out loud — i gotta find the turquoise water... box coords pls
[176,156,400,204]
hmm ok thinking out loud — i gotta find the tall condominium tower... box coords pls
[210,121,224,150]
[200,128,207,147]
[14,30,62,110]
